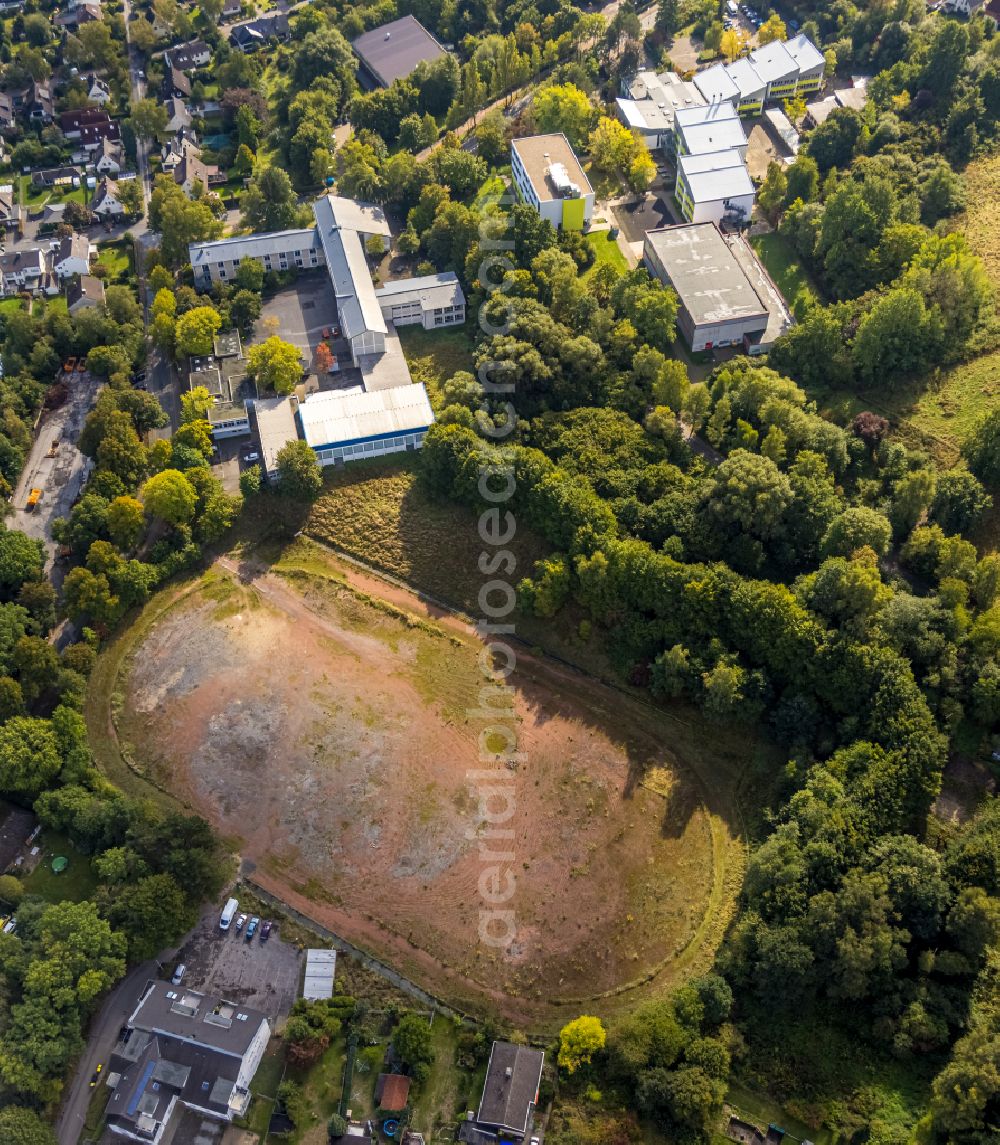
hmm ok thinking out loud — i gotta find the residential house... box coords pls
[54,2,101,28]
[509,133,595,231]
[31,165,80,189]
[2,79,54,125]
[163,97,192,134]
[457,1042,544,1144]
[67,274,105,313]
[90,176,124,218]
[95,136,124,175]
[104,982,270,1143]
[351,15,446,89]
[164,64,192,100]
[0,247,54,296]
[174,150,221,196]
[0,81,50,131]
[84,73,111,105]
[169,40,212,70]
[229,12,290,51]
[220,0,241,18]
[0,184,21,233]
[59,108,121,150]
[161,135,201,175]
[52,232,93,279]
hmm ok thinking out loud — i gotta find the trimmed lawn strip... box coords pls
[396,323,476,408]
[750,231,820,303]
[585,229,629,276]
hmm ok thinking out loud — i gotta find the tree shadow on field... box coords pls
[505,652,748,844]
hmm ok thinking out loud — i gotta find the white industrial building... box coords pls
[510,133,594,231]
[297,383,435,466]
[675,149,755,226]
[674,101,748,160]
[374,272,466,330]
[616,70,707,153]
[693,33,825,115]
[643,223,792,354]
[188,192,460,476]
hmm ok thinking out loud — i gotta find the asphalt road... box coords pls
[55,961,158,1145]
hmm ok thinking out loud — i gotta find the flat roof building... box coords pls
[643,222,792,354]
[510,133,595,231]
[302,949,337,1001]
[674,100,747,158]
[297,382,434,466]
[352,15,446,88]
[190,228,321,289]
[374,272,466,332]
[616,69,707,152]
[676,148,755,226]
[693,34,825,113]
[249,395,299,479]
[105,982,270,1145]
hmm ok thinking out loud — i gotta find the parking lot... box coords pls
[256,274,342,367]
[171,903,303,1024]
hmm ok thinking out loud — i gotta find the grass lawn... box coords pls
[396,322,476,408]
[583,160,621,200]
[750,231,819,303]
[410,1016,483,1136]
[0,297,24,315]
[96,240,132,281]
[22,831,99,904]
[584,229,629,277]
[957,152,1000,288]
[304,456,551,619]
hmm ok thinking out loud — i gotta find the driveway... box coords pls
[9,372,98,567]
[56,960,160,1145]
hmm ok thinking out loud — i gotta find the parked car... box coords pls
[63,356,77,373]
[171,963,186,985]
[90,1064,103,1087]
[245,916,259,941]
[260,920,273,942]
[3,919,15,934]
[235,912,248,932]
[242,448,260,463]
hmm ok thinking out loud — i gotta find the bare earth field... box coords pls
[100,541,752,1029]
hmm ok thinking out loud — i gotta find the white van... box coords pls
[219,897,239,932]
[726,0,739,14]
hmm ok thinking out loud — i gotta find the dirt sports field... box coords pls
[99,539,753,1028]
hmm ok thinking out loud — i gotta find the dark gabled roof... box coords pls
[351,15,446,87]
[68,275,106,307]
[476,1042,544,1135]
